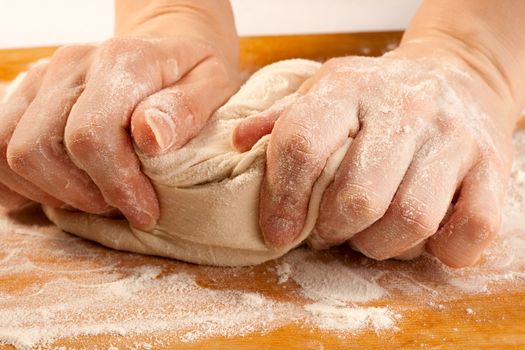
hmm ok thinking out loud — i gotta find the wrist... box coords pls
[398,0,525,125]
[394,37,517,127]
[115,1,239,68]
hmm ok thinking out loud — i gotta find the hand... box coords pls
[0,35,238,229]
[232,44,520,267]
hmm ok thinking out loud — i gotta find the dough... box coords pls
[42,59,423,266]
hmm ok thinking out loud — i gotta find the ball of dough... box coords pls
[43,59,423,266]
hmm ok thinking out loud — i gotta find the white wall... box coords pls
[232,0,420,35]
[0,0,420,49]
[0,1,114,48]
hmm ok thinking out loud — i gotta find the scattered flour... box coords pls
[303,304,396,332]
[0,79,524,348]
[0,129,524,350]
[282,251,385,304]
[0,209,394,349]
[274,262,291,284]
[279,250,396,332]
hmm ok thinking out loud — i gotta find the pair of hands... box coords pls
[0,35,517,267]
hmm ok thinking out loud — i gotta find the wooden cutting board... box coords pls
[1,33,525,350]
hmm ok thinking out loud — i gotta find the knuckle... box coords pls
[154,88,200,118]
[175,90,200,118]
[275,125,316,168]
[434,116,474,140]
[100,38,151,60]
[333,184,385,227]
[6,139,39,174]
[65,123,101,160]
[102,37,133,53]
[322,57,346,71]
[27,57,50,71]
[52,44,94,64]
[96,38,156,77]
[465,211,500,244]
[394,197,437,236]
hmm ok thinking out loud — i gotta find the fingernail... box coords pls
[263,215,297,247]
[144,109,176,152]
[132,210,157,232]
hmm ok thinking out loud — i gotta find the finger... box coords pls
[64,38,214,229]
[230,60,321,153]
[232,93,299,152]
[349,133,477,260]
[6,45,111,214]
[261,89,360,247]
[0,182,31,210]
[0,61,64,207]
[427,160,505,267]
[131,56,238,156]
[232,111,280,152]
[310,116,420,248]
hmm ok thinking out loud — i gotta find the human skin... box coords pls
[233,0,525,267]
[0,0,239,229]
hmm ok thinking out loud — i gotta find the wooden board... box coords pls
[1,33,525,349]
[0,33,403,81]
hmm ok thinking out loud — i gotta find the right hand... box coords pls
[0,36,239,229]
[233,45,519,267]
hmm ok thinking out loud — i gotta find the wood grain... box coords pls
[1,34,524,349]
[31,293,525,349]
[0,46,56,81]
[239,32,402,73]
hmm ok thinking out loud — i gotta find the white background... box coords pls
[0,0,421,49]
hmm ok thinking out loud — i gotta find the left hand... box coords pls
[232,44,520,267]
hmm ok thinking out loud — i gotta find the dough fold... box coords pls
[44,59,355,266]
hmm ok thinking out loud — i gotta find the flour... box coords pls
[274,261,291,284]
[465,308,475,315]
[0,207,394,349]
[278,249,396,332]
[303,304,396,332]
[0,227,298,348]
[1,76,525,349]
[283,251,385,304]
[0,129,524,348]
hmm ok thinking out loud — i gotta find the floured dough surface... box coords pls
[45,59,355,266]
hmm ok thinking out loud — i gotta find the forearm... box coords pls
[400,0,525,121]
[115,0,238,66]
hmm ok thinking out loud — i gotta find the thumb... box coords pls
[131,57,238,156]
